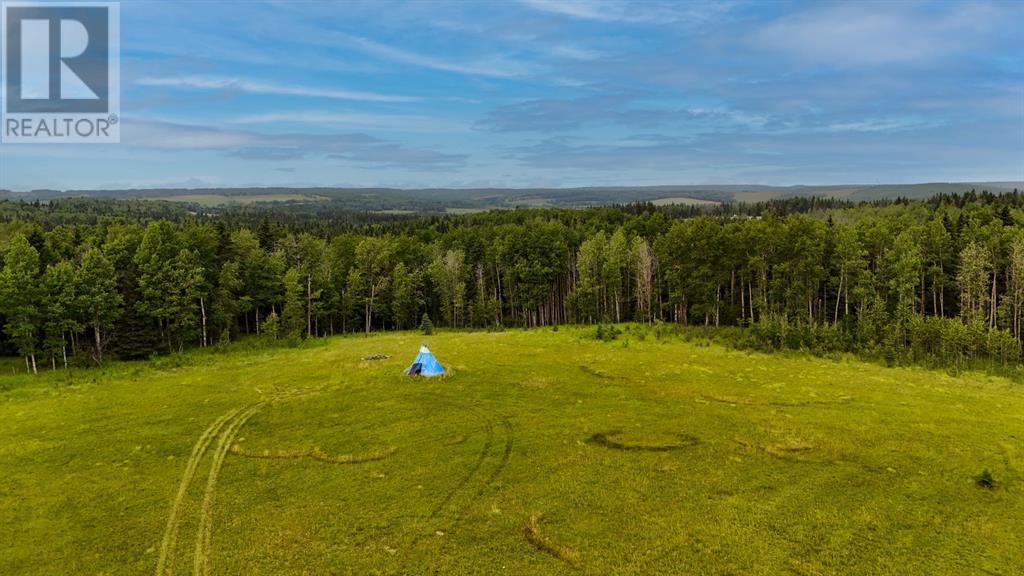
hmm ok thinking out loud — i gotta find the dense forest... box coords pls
[1,191,1022,374]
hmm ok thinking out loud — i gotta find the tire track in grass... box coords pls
[157,388,326,576]
[192,403,264,576]
[486,416,514,490]
[431,413,515,575]
[408,408,495,553]
[155,407,240,576]
[449,413,514,523]
[429,411,494,519]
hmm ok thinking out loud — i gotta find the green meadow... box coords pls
[1,328,1022,575]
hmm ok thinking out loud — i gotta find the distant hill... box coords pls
[1,182,1020,212]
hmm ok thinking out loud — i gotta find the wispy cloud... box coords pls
[479,95,771,133]
[311,31,540,79]
[231,111,466,133]
[327,144,468,169]
[753,2,1006,68]
[549,44,604,61]
[518,0,733,25]
[479,95,637,132]
[6,0,1022,189]
[127,120,466,168]
[519,0,623,22]
[135,75,420,103]
[816,117,945,134]
[426,15,604,64]
[501,137,714,171]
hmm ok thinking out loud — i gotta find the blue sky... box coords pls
[2,0,1022,190]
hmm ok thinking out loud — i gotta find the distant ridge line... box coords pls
[2,181,1020,210]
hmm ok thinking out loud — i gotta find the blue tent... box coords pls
[405,345,446,377]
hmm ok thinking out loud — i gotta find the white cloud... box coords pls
[519,0,621,22]
[753,3,1003,67]
[336,33,539,79]
[125,119,466,168]
[817,118,944,134]
[231,111,466,133]
[549,44,603,61]
[518,0,733,25]
[135,75,420,103]
[128,119,261,150]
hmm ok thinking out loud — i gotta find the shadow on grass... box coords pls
[587,430,700,452]
[578,365,625,380]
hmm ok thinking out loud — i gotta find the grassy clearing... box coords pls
[1,327,1022,575]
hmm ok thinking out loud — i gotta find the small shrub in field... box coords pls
[975,468,996,489]
[593,323,621,341]
[420,314,434,335]
[261,311,279,341]
[654,320,666,340]
[280,335,303,348]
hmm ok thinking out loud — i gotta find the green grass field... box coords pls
[1,328,1022,575]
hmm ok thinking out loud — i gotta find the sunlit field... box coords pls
[2,327,1021,575]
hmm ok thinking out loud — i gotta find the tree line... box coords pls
[0,191,1022,373]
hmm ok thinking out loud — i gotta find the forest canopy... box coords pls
[0,191,1022,374]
